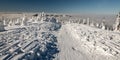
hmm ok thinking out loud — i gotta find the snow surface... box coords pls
[54,23,120,60]
[0,14,120,60]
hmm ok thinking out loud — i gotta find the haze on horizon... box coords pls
[0,0,120,14]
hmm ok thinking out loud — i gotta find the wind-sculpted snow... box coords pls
[0,20,61,60]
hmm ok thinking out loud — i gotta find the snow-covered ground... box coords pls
[54,25,89,60]
[54,23,120,60]
[0,13,120,60]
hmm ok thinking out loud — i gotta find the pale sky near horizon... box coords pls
[0,0,120,14]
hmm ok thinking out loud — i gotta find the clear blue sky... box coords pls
[0,0,120,14]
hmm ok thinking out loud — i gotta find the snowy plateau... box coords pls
[0,13,120,60]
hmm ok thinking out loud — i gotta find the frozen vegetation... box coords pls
[0,12,120,60]
[0,13,61,60]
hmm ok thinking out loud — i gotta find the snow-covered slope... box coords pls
[55,23,120,60]
[0,13,120,60]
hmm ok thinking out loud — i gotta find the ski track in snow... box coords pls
[54,25,89,60]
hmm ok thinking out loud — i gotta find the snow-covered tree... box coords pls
[114,12,120,31]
